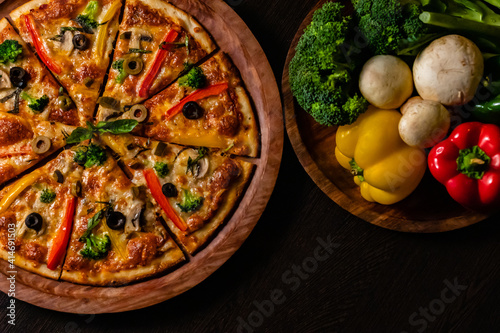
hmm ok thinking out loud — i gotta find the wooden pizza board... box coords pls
[282,0,489,233]
[0,0,283,313]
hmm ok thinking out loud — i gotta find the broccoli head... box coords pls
[154,161,169,178]
[20,91,49,112]
[177,189,204,213]
[40,189,56,204]
[289,2,368,126]
[353,0,427,55]
[0,40,22,64]
[75,0,100,32]
[74,143,107,168]
[112,59,128,84]
[80,233,110,260]
[178,66,206,89]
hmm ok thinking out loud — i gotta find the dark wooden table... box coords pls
[2,0,500,332]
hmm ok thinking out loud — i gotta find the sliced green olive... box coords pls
[25,213,43,232]
[128,104,148,122]
[31,136,51,154]
[57,95,73,111]
[73,34,89,50]
[98,96,121,111]
[154,142,167,157]
[123,57,143,75]
[53,170,64,183]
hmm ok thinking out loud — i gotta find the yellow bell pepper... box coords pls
[0,169,43,214]
[335,106,427,205]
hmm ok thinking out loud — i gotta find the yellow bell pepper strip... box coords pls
[24,14,62,75]
[165,82,229,120]
[47,196,76,270]
[143,168,188,231]
[334,106,427,205]
[0,169,43,215]
[95,0,121,56]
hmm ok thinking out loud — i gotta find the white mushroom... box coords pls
[413,35,483,106]
[398,96,450,148]
[0,69,12,89]
[359,55,413,109]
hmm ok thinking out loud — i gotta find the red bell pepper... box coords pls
[143,168,188,231]
[165,82,229,120]
[138,29,179,98]
[428,122,500,210]
[24,14,62,75]
[47,196,76,270]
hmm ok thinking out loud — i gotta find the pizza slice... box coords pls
[0,18,80,126]
[98,0,215,108]
[0,149,84,279]
[101,133,253,254]
[10,0,122,124]
[97,52,259,157]
[60,142,185,286]
[0,111,75,186]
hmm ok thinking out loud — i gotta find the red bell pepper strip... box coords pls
[47,196,76,270]
[428,122,500,210]
[138,29,179,98]
[143,168,188,231]
[24,14,62,75]
[165,82,229,120]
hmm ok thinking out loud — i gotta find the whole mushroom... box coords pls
[413,35,483,106]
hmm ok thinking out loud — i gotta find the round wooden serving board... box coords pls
[282,0,489,233]
[0,0,283,313]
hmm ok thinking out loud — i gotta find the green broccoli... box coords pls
[178,66,206,89]
[177,189,204,213]
[289,2,368,126]
[80,233,110,260]
[74,144,107,168]
[75,1,100,32]
[0,40,22,64]
[40,189,56,204]
[112,59,128,84]
[154,161,169,178]
[20,92,49,112]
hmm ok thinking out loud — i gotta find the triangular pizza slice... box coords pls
[60,142,185,286]
[0,149,84,279]
[101,133,253,254]
[11,0,122,124]
[98,0,215,108]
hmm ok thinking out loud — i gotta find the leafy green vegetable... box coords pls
[127,48,152,54]
[0,40,22,64]
[20,92,49,112]
[65,119,138,144]
[178,66,206,89]
[186,147,208,175]
[40,189,56,204]
[74,143,107,168]
[75,0,100,33]
[112,59,128,84]
[177,189,204,213]
[289,2,368,126]
[80,234,110,260]
[79,206,107,241]
[154,162,169,178]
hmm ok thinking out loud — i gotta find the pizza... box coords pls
[11,0,122,124]
[0,0,259,286]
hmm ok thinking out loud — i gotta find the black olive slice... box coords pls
[31,136,51,154]
[182,101,204,120]
[53,170,64,183]
[25,213,43,232]
[107,211,126,230]
[9,67,29,88]
[73,34,89,50]
[162,183,178,198]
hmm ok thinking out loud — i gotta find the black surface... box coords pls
[2,0,500,332]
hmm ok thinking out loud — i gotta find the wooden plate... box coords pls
[0,0,283,313]
[282,0,488,233]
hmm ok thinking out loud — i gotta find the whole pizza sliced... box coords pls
[60,141,185,286]
[10,0,122,124]
[98,52,260,157]
[0,149,84,279]
[101,133,254,253]
[98,0,215,109]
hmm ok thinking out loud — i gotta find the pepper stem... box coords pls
[456,145,490,180]
[349,159,365,182]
